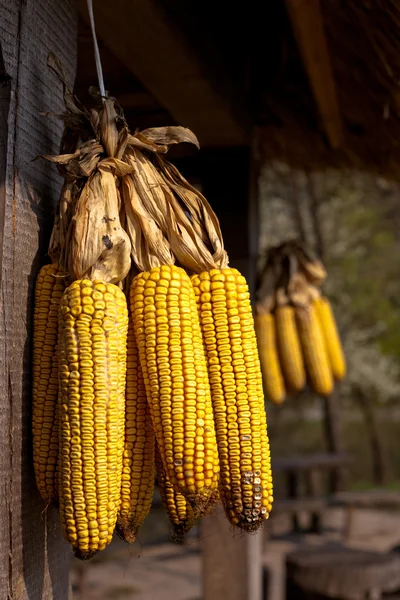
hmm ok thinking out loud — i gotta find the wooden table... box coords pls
[286,546,400,599]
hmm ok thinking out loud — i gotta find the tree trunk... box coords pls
[0,1,76,598]
[355,390,388,486]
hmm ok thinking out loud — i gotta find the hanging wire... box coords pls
[86,0,106,101]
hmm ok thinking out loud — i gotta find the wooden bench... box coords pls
[330,490,400,540]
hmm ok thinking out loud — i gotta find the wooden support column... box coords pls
[198,145,264,600]
[0,1,76,598]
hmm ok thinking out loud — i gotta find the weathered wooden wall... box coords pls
[0,1,76,598]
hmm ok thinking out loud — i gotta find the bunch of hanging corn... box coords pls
[255,240,346,404]
[33,59,275,560]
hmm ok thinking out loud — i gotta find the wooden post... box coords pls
[202,505,263,600]
[0,1,76,598]
[199,145,264,600]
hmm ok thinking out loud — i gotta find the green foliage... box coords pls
[322,176,400,364]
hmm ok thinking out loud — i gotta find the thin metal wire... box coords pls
[86,0,106,100]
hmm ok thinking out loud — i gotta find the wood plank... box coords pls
[273,452,351,472]
[272,497,328,514]
[332,490,400,509]
[0,0,77,597]
[77,0,248,147]
[285,0,344,149]
[0,47,10,289]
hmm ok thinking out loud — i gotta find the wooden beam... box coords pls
[77,0,248,148]
[285,0,344,149]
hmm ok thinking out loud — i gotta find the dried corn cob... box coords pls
[255,313,286,404]
[275,305,306,393]
[314,297,346,381]
[33,263,66,503]
[58,279,128,559]
[155,443,197,542]
[117,320,155,543]
[130,264,219,507]
[191,268,273,531]
[295,304,334,396]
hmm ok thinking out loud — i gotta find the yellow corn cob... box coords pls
[32,263,66,503]
[130,265,219,507]
[275,306,306,392]
[314,297,346,381]
[58,279,128,559]
[155,443,197,542]
[296,304,334,396]
[117,320,155,543]
[254,313,286,404]
[191,268,273,531]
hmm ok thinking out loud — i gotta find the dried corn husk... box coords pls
[65,163,131,283]
[122,173,174,272]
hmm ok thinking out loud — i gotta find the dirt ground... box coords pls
[70,507,400,600]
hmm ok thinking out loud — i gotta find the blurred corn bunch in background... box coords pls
[255,241,346,404]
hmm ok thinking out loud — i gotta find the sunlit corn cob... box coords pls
[295,304,334,396]
[130,265,219,507]
[254,313,286,404]
[314,297,346,381]
[155,443,197,542]
[117,320,155,543]
[33,263,66,503]
[58,279,128,559]
[191,267,273,531]
[275,306,306,393]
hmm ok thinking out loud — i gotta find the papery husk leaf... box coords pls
[136,126,200,150]
[126,134,168,154]
[67,165,131,283]
[307,284,321,302]
[41,139,104,179]
[100,157,133,178]
[47,52,83,116]
[165,201,223,273]
[122,175,174,272]
[90,109,101,138]
[100,99,119,158]
[124,148,170,233]
[155,156,228,270]
[275,286,290,307]
[127,126,200,155]
[46,54,96,149]
[116,127,129,161]
[49,180,80,263]
[41,150,80,164]
[255,296,275,315]
[287,272,312,308]
[291,242,327,285]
